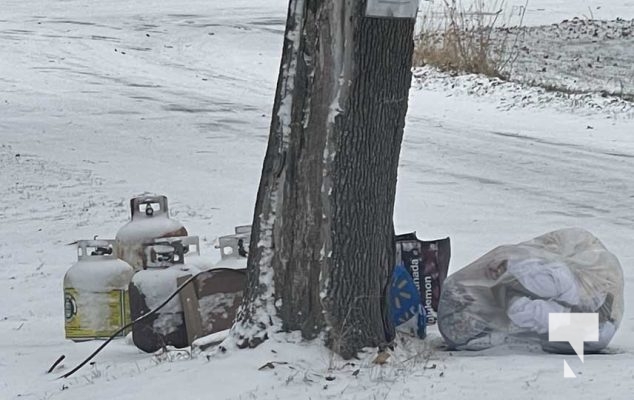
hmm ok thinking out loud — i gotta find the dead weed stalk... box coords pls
[414,0,527,79]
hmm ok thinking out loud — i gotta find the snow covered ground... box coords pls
[1,0,633,399]
[505,18,634,99]
[419,1,634,99]
[423,0,634,27]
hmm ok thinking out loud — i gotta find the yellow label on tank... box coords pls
[64,288,130,340]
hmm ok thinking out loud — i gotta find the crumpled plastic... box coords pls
[438,228,624,353]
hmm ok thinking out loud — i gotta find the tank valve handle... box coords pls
[238,239,248,257]
[91,247,113,256]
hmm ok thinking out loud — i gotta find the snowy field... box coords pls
[424,0,634,26]
[505,18,634,99]
[1,0,633,399]
[420,1,634,99]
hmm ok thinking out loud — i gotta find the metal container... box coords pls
[152,235,214,271]
[64,240,134,341]
[128,239,199,353]
[214,225,251,269]
[115,195,187,271]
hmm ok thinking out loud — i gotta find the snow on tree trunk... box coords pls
[233,0,415,358]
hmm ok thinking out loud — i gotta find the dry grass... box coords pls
[414,0,526,79]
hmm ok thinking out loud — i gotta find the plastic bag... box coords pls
[438,228,624,353]
[389,264,426,338]
[395,233,451,325]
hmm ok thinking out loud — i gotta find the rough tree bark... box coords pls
[233,0,416,358]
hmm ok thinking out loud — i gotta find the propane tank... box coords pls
[64,240,134,341]
[213,226,251,269]
[115,194,187,271]
[152,235,214,271]
[128,239,199,353]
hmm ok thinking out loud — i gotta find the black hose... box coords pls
[58,273,199,379]
[47,355,65,374]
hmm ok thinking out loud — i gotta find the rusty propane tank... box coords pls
[128,238,199,353]
[115,194,187,271]
[151,235,215,271]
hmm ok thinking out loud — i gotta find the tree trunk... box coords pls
[233,0,415,358]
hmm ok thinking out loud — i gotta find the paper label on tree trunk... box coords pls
[365,0,419,19]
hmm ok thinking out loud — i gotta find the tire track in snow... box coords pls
[402,115,634,227]
[0,145,128,241]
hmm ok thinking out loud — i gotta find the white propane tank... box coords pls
[64,240,134,341]
[115,194,187,272]
[214,225,251,269]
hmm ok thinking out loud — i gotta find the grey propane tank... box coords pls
[128,238,200,353]
[115,194,187,271]
[64,240,134,341]
[213,225,251,269]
